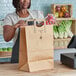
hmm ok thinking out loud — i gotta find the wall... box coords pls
[0,0,14,20]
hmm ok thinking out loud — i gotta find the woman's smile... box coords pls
[20,0,30,9]
[23,3,29,9]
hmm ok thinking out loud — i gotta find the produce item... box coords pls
[40,14,56,25]
[55,12,59,17]
[61,6,67,12]
[0,48,2,51]
[53,20,73,39]
[0,47,12,52]
[59,20,73,38]
[7,47,12,51]
[56,6,61,12]
[53,25,59,39]
[58,25,65,38]
[64,32,68,38]
[63,20,73,37]
[2,48,7,51]
[59,12,64,18]
[45,14,56,24]
[64,12,70,18]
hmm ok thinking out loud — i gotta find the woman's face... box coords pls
[20,0,30,9]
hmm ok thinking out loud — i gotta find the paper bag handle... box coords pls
[26,19,46,33]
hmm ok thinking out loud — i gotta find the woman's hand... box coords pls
[14,20,26,29]
[3,20,26,42]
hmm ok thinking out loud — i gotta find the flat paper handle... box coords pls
[26,19,46,33]
[34,19,46,33]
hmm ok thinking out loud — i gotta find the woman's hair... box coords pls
[13,0,31,12]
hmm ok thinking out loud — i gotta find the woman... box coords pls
[3,0,44,63]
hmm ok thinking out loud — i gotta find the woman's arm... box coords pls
[3,20,26,42]
[3,25,16,42]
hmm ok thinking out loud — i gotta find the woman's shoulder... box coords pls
[4,12,18,25]
[5,12,17,18]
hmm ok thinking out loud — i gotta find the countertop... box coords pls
[0,61,76,76]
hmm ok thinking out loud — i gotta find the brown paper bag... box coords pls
[19,19,54,72]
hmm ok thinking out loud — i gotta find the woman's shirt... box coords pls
[3,9,44,45]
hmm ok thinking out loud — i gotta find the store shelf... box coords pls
[0,51,12,57]
[0,56,11,63]
[56,18,75,20]
[54,38,71,50]
[54,38,71,41]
